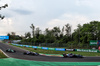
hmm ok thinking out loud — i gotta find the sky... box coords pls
[0,0,100,36]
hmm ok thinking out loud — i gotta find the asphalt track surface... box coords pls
[0,42,100,62]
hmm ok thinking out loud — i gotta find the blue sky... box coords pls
[0,0,100,36]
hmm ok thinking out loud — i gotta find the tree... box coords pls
[0,3,8,20]
[45,28,49,35]
[44,28,56,43]
[7,32,22,40]
[25,32,31,39]
[72,21,100,48]
[35,27,41,39]
[52,26,60,38]
[7,33,11,40]
[30,24,35,38]
[38,34,45,43]
[65,24,71,36]
[45,28,53,37]
[11,32,16,36]
[61,26,64,35]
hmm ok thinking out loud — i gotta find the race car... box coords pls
[6,49,16,53]
[63,53,83,58]
[23,51,39,56]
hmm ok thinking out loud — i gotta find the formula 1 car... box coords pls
[63,53,83,58]
[23,51,39,56]
[6,49,16,53]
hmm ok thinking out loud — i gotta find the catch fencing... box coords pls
[17,42,92,49]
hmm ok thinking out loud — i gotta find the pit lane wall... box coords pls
[11,43,100,53]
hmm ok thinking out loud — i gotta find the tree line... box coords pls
[22,23,72,44]
[7,21,100,48]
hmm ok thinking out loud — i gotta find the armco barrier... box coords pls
[11,43,100,52]
[11,43,65,51]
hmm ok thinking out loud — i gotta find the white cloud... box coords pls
[2,18,13,25]
[76,0,93,6]
[48,19,61,26]
[0,0,11,4]
[0,18,14,35]
[47,13,91,32]
[1,0,100,36]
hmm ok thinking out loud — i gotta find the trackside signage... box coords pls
[42,47,48,50]
[55,48,65,51]
[48,48,55,50]
[65,49,74,51]
[23,45,26,47]
[26,45,29,47]
[29,46,32,48]
[37,47,42,49]
[32,46,37,48]
[77,49,98,52]
[13,44,16,45]
[97,40,100,46]
[20,45,23,46]
[90,40,98,46]
[15,44,18,46]
[0,36,9,39]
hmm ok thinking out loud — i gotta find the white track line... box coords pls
[0,49,10,58]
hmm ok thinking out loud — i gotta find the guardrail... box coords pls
[11,43,100,53]
[12,43,66,51]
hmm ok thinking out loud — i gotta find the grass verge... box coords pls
[10,44,100,56]
[0,50,7,58]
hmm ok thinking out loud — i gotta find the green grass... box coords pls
[0,50,7,58]
[10,44,100,56]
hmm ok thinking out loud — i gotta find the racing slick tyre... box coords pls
[13,50,16,52]
[23,52,27,55]
[77,55,83,58]
[63,53,68,58]
[6,50,8,52]
[35,52,39,56]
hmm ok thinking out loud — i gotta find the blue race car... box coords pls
[63,53,83,58]
[23,51,39,56]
